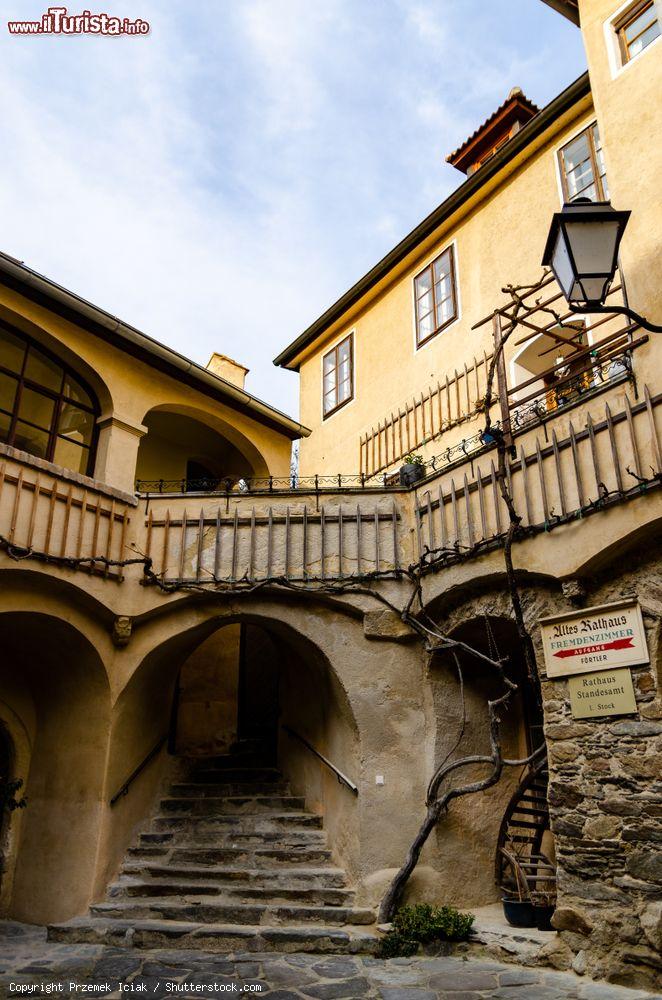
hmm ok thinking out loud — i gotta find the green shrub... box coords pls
[378,930,419,958]
[379,903,475,958]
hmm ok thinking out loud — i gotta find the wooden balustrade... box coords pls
[144,499,402,584]
[414,385,661,560]
[359,353,494,478]
[0,450,132,580]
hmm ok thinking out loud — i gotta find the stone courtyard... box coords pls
[1,924,660,1000]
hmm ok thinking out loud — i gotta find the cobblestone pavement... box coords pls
[0,923,659,1000]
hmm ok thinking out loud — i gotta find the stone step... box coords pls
[155,845,335,865]
[158,796,306,815]
[169,781,291,797]
[90,898,375,926]
[121,862,347,887]
[188,758,278,774]
[187,767,282,783]
[47,917,379,954]
[108,878,354,907]
[128,843,334,866]
[151,812,324,833]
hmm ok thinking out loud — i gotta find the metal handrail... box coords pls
[109,733,168,806]
[282,725,358,795]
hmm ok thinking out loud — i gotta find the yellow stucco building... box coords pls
[0,0,660,989]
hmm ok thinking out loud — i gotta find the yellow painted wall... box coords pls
[0,289,294,493]
[296,57,658,479]
[577,0,662,327]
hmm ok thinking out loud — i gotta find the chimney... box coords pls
[206,352,250,390]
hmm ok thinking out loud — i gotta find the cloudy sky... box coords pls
[0,0,586,418]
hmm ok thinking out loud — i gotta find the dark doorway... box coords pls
[238,624,280,760]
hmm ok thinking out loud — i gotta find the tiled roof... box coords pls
[446,88,540,166]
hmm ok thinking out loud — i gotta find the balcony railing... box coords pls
[0,445,134,579]
[358,351,494,478]
[414,385,661,564]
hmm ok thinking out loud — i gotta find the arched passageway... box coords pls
[0,613,110,923]
[135,406,270,489]
[427,614,551,908]
[101,612,361,891]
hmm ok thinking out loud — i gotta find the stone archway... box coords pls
[101,605,363,888]
[426,610,551,909]
[0,611,111,924]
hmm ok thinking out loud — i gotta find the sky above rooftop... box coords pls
[0,0,587,418]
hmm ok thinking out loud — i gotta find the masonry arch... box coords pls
[0,612,111,924]
[425,606,551,909]
[0,318,107,477]
[135,403,271,488]
[101,605,361,889]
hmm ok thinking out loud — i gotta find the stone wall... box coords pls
[434,544,661,990]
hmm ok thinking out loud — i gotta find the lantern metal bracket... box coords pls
[568,302,662,334]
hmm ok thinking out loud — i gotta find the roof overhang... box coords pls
[274,72,591,371]
[0,252,310,441]
[539,0,580,25]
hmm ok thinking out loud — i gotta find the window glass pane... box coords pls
[415,269,432,296]
[323,352,336,376]
[57,403,95,446]
[323,372,336,396]
[627,16,660,55]
[24,346,63,392]
[437,295,453,327]
[17,387,55,430]
[13,421,49,458]
[0,372,17,412]
[418,311,435,343]
[323,391,336,415]
[433,252,450,282]
[0,329,26,375]
[338,380,350,403]
[417,290,433,318]
[0,410,11,444]
[337,338,350,364]
[63,375,93,408]
[54,437,89,474]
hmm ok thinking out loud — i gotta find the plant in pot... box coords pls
[399,452,426,487]
[531,889,556,931]
[500,857,536,928]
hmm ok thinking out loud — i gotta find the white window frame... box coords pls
[553,118,608,207]
[320,329,356,421]
[604,0,662,78]
[410,239,461,355]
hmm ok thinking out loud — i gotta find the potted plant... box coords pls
[500,858,536,928]
[531,889,556,931]
[399,452,426,487]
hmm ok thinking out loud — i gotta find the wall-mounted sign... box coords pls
[539,598,649,679]
[568,667,637,719]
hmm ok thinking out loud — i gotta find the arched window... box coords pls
[0,323,98,475]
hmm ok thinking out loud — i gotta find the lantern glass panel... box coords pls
[563,219,621,276]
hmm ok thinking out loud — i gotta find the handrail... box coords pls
[282,725,358,795]
[109,733,168,806]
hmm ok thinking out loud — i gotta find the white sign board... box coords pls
[568,667,637,719]
[539,598,649,679]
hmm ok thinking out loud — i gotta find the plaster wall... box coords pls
[578,0,662,332]
[297,98,601,476]
[0,289,294,492]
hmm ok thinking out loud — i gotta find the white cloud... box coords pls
[0,0,586,418]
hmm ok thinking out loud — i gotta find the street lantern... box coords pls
[541,199,630,308]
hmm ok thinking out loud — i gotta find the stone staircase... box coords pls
[48,747,378,954]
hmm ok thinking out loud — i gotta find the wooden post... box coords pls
[492,313,513,450]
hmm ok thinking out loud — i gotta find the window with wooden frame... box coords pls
[614,0,660,63]
[0,323,99,474]
[558,123,609,202]
[322,333,353,418]
[414,245,458,348]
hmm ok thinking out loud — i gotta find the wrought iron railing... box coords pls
[282,725,358,794]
